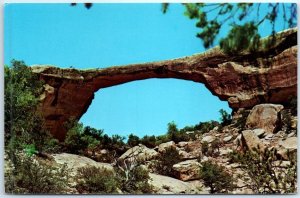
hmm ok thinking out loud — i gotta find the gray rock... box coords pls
[264,133,274,140]
[172,160,201,181]
[158,141,176,153]
[177,141,189,148]
[241,130,266,152]
[246,104,284,133]
[201,135,216,143]
[52,153,113,177]
[119,144,158,162]
[149,173,201,194]
[223,135,233,143]
[253,129,266,138]
[279,137,297,150]
[233,134,242,146]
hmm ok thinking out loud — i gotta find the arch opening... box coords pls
[80,78,231,138]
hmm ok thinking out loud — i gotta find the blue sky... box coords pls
[4,3,292,138]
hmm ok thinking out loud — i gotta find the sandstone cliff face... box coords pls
[31,28,297,141]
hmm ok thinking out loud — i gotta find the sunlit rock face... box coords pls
[32,28,297,141]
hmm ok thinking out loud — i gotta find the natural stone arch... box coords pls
[32,28,297,141]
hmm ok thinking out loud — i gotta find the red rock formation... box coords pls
[32,28,297,141]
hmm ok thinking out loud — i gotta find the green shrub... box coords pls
[155,147,181,177]
[201,141,210,156]
[200,160,235,194]
[193,120,219,133]
[140,135,157,148]
[166,121,190,143]
[76,163,154,194]
[155,134,170,145]
[64,121,87,154]
[5,154,69,194]
[288,96,297,116]
[229,148,297,193]
[201,140,220,157]
[234,109,250,132]
[116,164,154,194]
[281,110,292,133]
[219,109,232,126]
[127,134,140,147]
[76,166,119,194]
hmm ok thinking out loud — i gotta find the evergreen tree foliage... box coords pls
[163,3,297,54]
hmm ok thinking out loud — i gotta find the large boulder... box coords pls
[178,141,202,160]
[172,160,201,181]
[149,173,201,194]
[241,130,266,152]
[52,153,113,176]
[201,135,216,144]
[245,104,284,134]
[158,141,176,153]
[119,144,158,162]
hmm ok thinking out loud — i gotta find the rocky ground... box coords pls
[5,103,297,194]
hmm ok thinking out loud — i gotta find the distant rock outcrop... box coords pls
[32,28,297,140]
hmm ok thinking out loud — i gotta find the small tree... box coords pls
[5,154,69,194]
[219,109,232,126]
[76,166,119,194]
[155,147,181,177]
[200,160,235,194]
[127,134,140,147]
[64,121,87,154]
[140,135,156,148]
[81,135,100,158]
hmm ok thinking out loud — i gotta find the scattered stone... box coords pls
[276,148,292,160]
[246,104,284,133]
[279,137,297,150]
[241,130,266,152]
[100,149,108,154]
[149,173,200,194]
[187,180,210,194]
[274,130,286,138]
[200,156,209,163]
[219,148,233,156]
[223,135,233,143]
[230,163,240,168]
[119,144,158,162]
[287,132,296,138]
[253,129,266,138]
[291,116,297,129]
[233,134,242,146]
[173,160,201,181]
[264,133,274,140]
[158,141,176,153]
[177,141,188,148]
[273,161,291,168]
[179,150,192,160]
[201,136,216,144]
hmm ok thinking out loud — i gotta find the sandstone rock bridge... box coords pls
[32,28,297,141]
